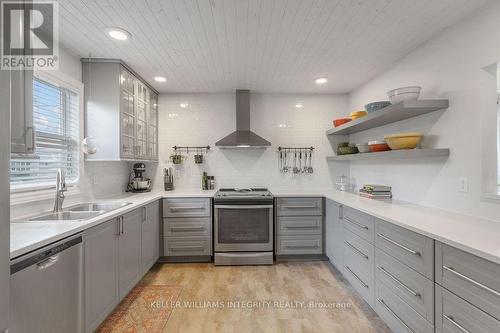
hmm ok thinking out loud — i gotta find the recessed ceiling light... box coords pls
[180,103,188,108]
[106,27,131,41]
[295,103,303,108]
[154,76,167,83]
[315,77,328,85]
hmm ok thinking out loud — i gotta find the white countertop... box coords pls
[10,188,500,267]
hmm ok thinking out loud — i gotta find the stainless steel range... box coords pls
[213,188,274,265]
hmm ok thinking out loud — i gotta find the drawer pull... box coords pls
[170,246,205,251]
[170,226,205,231]
[344,241,368,260]
[443,265,500,298]
[170,206,205,211]
[377,298,414,333]
[344,217,368,230]
[344,265,368,288]
[285,245,319,249]
[378,266,420,297]
[377,233,420,256]
[284,225,318,229]
[443,315,471,333]
[282,205,317,209]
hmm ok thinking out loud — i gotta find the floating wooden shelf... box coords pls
[326,148,450,161]
[326,99,449,136]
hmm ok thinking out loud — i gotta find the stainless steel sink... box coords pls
[67,202,132,212]
[28,211,103,222]
[27,202,133,222]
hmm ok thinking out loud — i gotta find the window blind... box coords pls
[10,77,80,190]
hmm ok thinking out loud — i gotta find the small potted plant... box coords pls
[170,153,184,164]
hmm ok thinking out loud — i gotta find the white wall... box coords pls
[348,1,500,221]
[151,93,348,191]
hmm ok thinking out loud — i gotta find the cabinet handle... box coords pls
[282,205,317,209]
[142,206,147,222]
[170,206,204,211]
[443,265,500,298]
[378,266,420,297]
[344,265,368,288]
[120,217,124,235]
[377,298,414,333]
[170,226,205,231]
[116,219,121,236]
[377,233,420,256]
[170,246,204,251]
[344,241,368,260]
[443,315,471,333]
[26,126,35,152]
[339,205,343,219]
[344,217,368,230]
[284,225,317,229]
[285,245,319,249]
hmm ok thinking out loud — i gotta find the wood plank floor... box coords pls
[138,261,391,333]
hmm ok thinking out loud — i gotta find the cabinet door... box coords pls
[118,209,143,298]
[147,92,158,160]
[11,69,34,154]
[84,219,120,333]
[325,200,343,270]
[120,68,136,159]
[134,81,148,160]
[142,201,160,274]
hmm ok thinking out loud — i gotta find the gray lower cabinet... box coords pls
[325,199,343,270]
[141,201,160,275]
[84,202,161,333]
[275,197,324,257]
[435,284,500,333]
[162,198,212,261]
[84,218,120,333]
[118,209,143,298]
[435,241,500,321]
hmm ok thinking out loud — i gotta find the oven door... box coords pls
[214,205,273,252]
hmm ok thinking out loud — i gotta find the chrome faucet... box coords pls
[53,169,67,213]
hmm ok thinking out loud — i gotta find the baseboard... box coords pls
[158,255,212,263]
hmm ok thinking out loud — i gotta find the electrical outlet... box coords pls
[458,176,469,193]
[92,175,98,185]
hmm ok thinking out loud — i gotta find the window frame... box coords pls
[10,70,84,200]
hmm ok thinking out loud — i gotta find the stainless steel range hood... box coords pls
[215,90,271,148]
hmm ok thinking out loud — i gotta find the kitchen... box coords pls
[2,0,500,332]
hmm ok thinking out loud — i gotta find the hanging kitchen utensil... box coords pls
[293,152,299,174]
[194,148,203,164]
[308,150,314,173]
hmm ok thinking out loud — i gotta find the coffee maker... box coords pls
[127,163,152,193]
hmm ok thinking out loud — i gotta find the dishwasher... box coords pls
[10,234,84,333]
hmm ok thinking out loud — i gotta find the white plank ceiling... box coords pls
[59,0,492,93]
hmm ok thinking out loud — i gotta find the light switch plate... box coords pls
[458,176,469,193]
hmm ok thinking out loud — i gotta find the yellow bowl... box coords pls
[350,110,367,120]
[384,132,423,150]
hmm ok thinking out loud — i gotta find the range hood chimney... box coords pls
[215,90,271,148]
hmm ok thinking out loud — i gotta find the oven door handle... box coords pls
[215,205,274,209]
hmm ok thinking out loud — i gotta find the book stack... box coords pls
[359,184,392,200]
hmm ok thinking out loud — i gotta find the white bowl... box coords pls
[355,143,370,153]
[387,86,421,104]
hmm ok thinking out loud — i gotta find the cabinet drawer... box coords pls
[343,255,374,307]
[342,206,374,243]
[163,217,211,237]
[276,197,322,216]
[435,284,500,333]
[376,248,434,323]
[343,228,374,273]
[163,237,211,256]
[435,242,500,320]
[277,216,322,235]
[276,235,322,255]
[375,219,434,280]
[375,282,434,333]
[163,198,211,218]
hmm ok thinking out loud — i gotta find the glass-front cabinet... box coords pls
[83,59,159,162]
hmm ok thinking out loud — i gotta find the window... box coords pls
[10,76,80,192]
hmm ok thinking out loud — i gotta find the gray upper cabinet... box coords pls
[118,208,143,298]
[10,68,34,154]
[82,59,159,161]
[141,201,160,274]
[84,218,120,333]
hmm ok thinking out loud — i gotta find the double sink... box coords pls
[28,202,132,222]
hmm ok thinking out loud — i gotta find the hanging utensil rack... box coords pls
[277,147,315,174]
[172,145,210,153]
[277,146,314,152]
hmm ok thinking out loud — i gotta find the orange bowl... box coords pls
[333,118,352,127]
